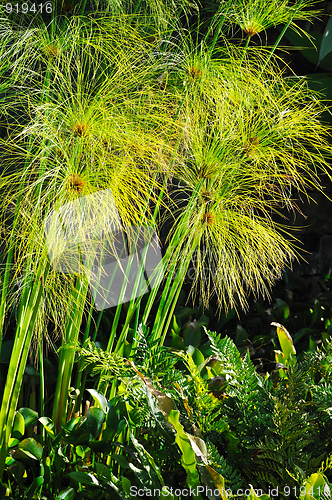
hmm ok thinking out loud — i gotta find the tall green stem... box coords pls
[0,251,50,480]
[259,20,292,75]
[52,275,89,432]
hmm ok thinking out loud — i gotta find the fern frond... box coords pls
[206,441,244,490]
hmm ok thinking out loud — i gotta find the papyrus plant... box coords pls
[0,14,176,474]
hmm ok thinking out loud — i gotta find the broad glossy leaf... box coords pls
[299,473,326,500]
[39,416,55,438]
[25,476,44,496]
[95,462,111,481]
[308,336,317,351]
[75,445,85,458]
[206,465,227,500]
[89,439,113,454]
[172,315,181,334]
[56,488,75,500]
[168,410,196,474]
[320,15,332,62]
[271,323,296,362]
[184,327,201,348]
[18,408,38,428]
[12,411,25,439]
[9,438,20,448]
[86,388,109,414]
[275,299,290,321]
[5,456,15,466]
[122,477,131,495]
[67,471,99,486]
[174,306,196,320]
[293,328,316,345]
[117,419,127,435]
[171,330,184,349]
[62,416,82,433]
[217,308,236,328]
[18,438,43,461]
[191,347,205,368]
[63,431,91,446]
[128,462,153,489]
[283,28,332,71]
[106,405,120,430]
[111,453,130,469]
[101,428,116,441]
[167,410,203,497]
[274,350,285,365]
[85,407,105,438]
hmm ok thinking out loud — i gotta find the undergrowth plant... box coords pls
[4,324,332,498]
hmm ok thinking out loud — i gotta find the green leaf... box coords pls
[62,416,82,433]
[293,328,317,345]
[25,476,44,496]
[320,15,332,62]
[12,411,25,439]
[122,477,131,495]
[18,408,38,428]
[101,315,111,333]
[167,410,203,498]
[18,438,43,461]
[205,465,228,500]
[86,388,109,414]
[39,416,55,438]
[309,300,320,327]
[111,453,130,469]
[56,488,75,500]
[184,327,201,348]
[275,299,290,321]
[255,302,268,321]
[101,427,116,441]
[128,462,153,489]
[171,330,184,350]
[175,306,196,320]
[67,471,99,486]
[5,456,15,466]
[8,438,20,448]
[271,323,296,365]
[89,438,113,455]
[85,407,105,438]
[130,432,164,488]
[283,28,332,70]
[299,473,326,500]
[308,336,317,351]
[95,462,111,481]
[106,405,120,430]
[117,419,127,435]
[274,350,285,365]
[172,315,181,334]
[191,348,205,368]
[217,308,236,328]
[75,445,85,458]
